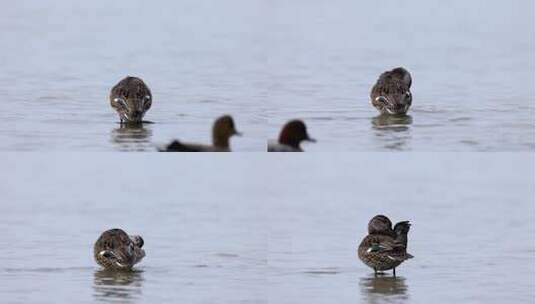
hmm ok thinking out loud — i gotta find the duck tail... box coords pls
[393,221,411,248]
[393,221,411,237]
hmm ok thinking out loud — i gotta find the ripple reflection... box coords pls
[359,275,409,304]
[93,269,144,303]
[110,123,153,151]
[371,115,413,151]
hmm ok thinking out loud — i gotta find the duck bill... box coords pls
[234,130,243,137]
[121,114,144,124]
[125,114,144,123]
[305,137,316,143]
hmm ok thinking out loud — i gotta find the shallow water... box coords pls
[0,155,269,303]
[1,1,535,151]
[266,0,535,151]
[0,0,268,151]
[1,154,534,303]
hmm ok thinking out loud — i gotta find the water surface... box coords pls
[266,0,535,151]
[1,154,534,303]
[1,1,535,151]
[0,0,268,151]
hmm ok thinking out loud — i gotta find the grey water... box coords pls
[0,155,269,303]
[1,154,535,303]
[1,0,535,151]
[266,0,535,151]
[0,0,268,151]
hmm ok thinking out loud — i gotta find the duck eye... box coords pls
[405,92,411,98]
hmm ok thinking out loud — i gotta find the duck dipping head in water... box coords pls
[268,119,316,152]
[110,76,152,123]
[370,67,412,115]
[94,228,145,271]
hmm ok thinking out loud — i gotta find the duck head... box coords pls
[212,115,241,148]
[278,120,315,150]
[368,215,393,235]
[372,67,412,115]
[110,76,152,123]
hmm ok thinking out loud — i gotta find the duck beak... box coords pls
[305,136,316,143]
[234,130,242,137]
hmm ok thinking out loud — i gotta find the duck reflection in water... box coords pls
[371,114,413,131]
[93,269,144,302]
[359,275,409,304]
[371,115,413,151]
[110,123,153,151]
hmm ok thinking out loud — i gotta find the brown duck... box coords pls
[160,115,241,152]
[267,120,316,152]
[110,76,152,123]
[370,67,412,115]
[94,228,145,270]
[358,215,413,277]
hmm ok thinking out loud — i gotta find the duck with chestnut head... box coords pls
[370,67,412,115]
[268,120,316,152]
[357,215,413,277]
[160,115,241,152]
[110,76,152,124]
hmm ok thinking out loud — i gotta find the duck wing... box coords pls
[359,234,413,262]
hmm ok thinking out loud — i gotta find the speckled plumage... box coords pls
[358,215,413,276]
[370,67,412,115]
[94,229,145,270]
[110,76,152,123]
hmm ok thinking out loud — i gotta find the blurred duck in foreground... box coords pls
[110,76,152,123]
[94,228,145,271]
[268,120,315,152]
[160,115,241,152]
[358,215,413,277]
[370,67,412,115]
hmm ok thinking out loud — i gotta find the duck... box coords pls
[110,76,152,123]
[267,120,316,152]
[357,215,413,277]
[159,115,241,152]
[370,67,412,115]
[94,228,145,271]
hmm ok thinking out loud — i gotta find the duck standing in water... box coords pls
[110,76,152,123]
[267,120,316,152]
[94,229,145,270]
[358,215,413,277]
[370,67,412,115]
[160,115,241,152]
